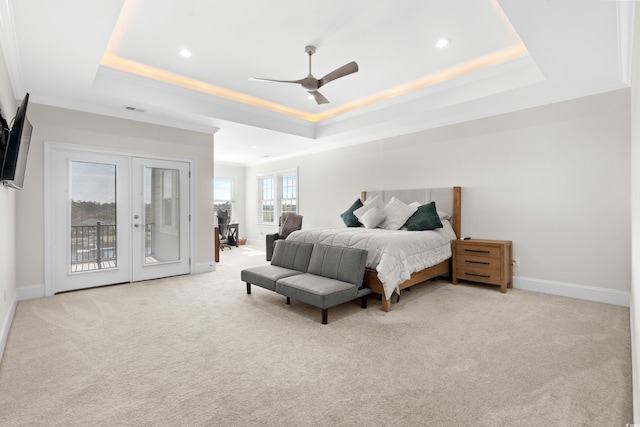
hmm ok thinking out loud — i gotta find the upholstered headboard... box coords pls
[361,187,461,238]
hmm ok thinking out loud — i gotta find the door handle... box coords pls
[134,223,140,228]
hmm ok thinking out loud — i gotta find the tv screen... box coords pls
[2,93,31,190]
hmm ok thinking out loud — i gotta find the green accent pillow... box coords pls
[405,201,443,231]
[340,199,363,227]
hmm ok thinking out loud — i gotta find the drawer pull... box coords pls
[464,249,490,254]
[465,272,491,278]
[465,260,490,265]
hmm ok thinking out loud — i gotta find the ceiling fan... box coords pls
[250,45,359,105]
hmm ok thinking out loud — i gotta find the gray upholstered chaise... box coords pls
[241,240,371,324]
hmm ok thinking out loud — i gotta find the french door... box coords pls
[130,158,190,282]
[47,147,191,295]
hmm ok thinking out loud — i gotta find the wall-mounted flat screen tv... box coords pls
[2,93,31,190]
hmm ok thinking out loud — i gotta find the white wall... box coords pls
[0,35,17,361]
[15,104,216,295]
[246,89,631,294]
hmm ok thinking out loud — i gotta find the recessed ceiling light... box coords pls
[180,49,192,58]
[436,38,450,48]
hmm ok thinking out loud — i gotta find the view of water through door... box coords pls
[47,146,191,295]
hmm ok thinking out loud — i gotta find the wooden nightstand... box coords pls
[452,239,513,293]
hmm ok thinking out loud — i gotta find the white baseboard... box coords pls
[195,262,216,274]
[0,294,17,363]
[16,284,45,301]
[631,299,639,422]
[246,238,262,247]
[514,276,630,307]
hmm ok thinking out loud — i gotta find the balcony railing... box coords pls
[70,222,155,272]
[71,222,116,272]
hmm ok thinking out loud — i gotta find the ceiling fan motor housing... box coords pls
[301,77,319,91]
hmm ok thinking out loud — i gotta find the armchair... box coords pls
[265,212,303,261]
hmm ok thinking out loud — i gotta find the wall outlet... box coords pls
[512,258,519,267]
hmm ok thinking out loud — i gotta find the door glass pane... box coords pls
[144,167,180,264]
[70,162,117,272]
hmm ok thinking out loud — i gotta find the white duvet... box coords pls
[286,221,457,300]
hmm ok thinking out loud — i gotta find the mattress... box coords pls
[286,221,458,299]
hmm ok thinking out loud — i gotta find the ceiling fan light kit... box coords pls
[250,45,359,105]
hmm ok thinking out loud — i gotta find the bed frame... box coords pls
[360,186,461,311]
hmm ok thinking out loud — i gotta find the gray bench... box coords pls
[241,240,371,324]
[241,240,314,292]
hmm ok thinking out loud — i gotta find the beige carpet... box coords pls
[0,244,632,426]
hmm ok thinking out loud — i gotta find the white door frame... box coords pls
[44,142,195,297]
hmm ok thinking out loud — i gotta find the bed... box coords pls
[286,187,461,311]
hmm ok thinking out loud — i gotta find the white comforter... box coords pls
[286,221,457,299]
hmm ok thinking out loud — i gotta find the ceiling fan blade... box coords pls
[249,77,304,85]
[319,61,359,88]
[309,91,329,105]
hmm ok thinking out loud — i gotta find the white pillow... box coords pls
[381,197,418,230]
[364,195,382,208]
[359,205,387,228]
[438,210,451,220]
[353,195,382,221]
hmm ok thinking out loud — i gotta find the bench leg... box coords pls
[246,283,251,294]
[361,295,368,309]
[286,296,291,305]
[322,308,328,325]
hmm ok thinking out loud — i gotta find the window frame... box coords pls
[257,169,298,225]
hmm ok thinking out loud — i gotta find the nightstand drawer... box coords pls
[457,265,502,285]
[456,255,502,270]
[456,244,502,258]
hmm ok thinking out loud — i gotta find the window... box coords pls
[259,176,275,223]
[258,169,297,224]
[214,177,234,219]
